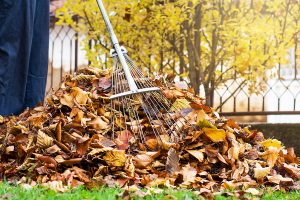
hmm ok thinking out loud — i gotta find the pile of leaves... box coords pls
[0,67,299,197]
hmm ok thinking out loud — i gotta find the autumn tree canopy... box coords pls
[57,0,300,106]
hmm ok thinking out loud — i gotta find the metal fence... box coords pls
[49,21,300,118]
[213,59,300,118]
[48,17,81,92]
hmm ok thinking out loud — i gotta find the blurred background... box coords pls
[48,0,300,124]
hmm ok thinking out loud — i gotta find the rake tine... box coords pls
[97,0,194,148]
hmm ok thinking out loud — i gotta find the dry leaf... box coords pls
[186,150,204,162]
[89,117,109,130]
[166,148,180,175]
[56,121,62,142]
[37,130,53,149]
[260,139,282,150]
[181,164,197,183]
[267,175,294,185]
[260,147,279,167]
[0,66,299,194]
[254,163,270,181]
[125,156,135,178]
[203,128,226,142]
[133,154,153,169]
[103,150,126,167]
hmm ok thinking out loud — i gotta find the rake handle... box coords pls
[96,0,138,91]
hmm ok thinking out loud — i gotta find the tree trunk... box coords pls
[179,27,185,81]
[184,1,200,94]
[194,3,202,84]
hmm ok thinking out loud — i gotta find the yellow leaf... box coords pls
[170,99,191,111]
[196,110,206,122]
[259,139,282,150]
[197,119,215,129]
[203,128,226,142]
[260,147,279,167]
[228,146,239,160]
[37,130,53,149]
[103,150,126,167]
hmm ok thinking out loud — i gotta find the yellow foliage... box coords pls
[56,0,300,95]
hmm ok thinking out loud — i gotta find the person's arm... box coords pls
[50,0,66,14]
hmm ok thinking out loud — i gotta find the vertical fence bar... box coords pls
[74,16,79,71]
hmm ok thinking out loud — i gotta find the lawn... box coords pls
[0,183,299,200]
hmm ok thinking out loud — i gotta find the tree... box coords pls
[57,0,300,106]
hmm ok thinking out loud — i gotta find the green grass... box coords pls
[0,182,299,200]
[261,189,300,200]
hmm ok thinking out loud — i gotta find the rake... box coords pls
[96,0,190,148]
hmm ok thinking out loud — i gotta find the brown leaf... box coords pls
[245,149,259,160]
[217,153,228,164]
[27,113,48,127]
[89,117,109,130]
[36,166,51,175]
[70,108,85,123]
[163,89,185,99]
[62,158,83,166]
[73,87,89,105]
[190,102,212,113]
[181,164,197,183]
[124,156,135,178]
[166,148,180,175]
[267,175,294,185]
[73,167,91,183]
[76,139,91,156]
[88,147,113,156]
[96,77,112,91]
[115,130,133,150]
[284,148,297,163]
[46,145,61,154]
[283,163,300,179]
[133,154,153,169]
[54,140,71,153]
[205,145,218,158]
[55,121,62,142]
[186,150,204,162]
[35,154,57,169]
[145,138,158,150]
[227,119,240,129]
[60,92,76,108]
[91,135,116,148]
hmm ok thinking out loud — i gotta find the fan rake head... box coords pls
[109,49,192,150]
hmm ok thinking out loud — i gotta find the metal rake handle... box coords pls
[96,0,138,91]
